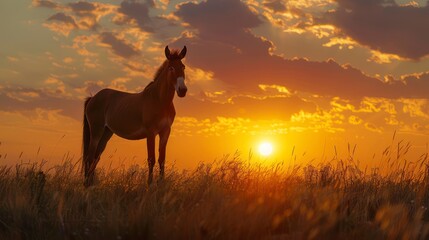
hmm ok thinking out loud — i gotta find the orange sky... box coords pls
[1,0,429,169]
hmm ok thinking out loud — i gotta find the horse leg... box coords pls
[93,128,113,169]
[84,125,104,187]
[147,134,156,185]
[158,127,171,181]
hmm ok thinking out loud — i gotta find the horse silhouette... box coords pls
[82,46,187,186]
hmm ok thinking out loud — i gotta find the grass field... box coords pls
[1,141,429,239]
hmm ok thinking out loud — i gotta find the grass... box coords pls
[1,140,429,239]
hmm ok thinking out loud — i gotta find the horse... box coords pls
[82,46,187,187]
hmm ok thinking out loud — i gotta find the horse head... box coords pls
[165,46,187,98]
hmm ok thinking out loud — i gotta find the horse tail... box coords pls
[82,97,92,173]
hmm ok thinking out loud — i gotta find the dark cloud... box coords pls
[47,12,78,28]
[263,0,287,13]
[99,32,140,58]
[400,72,429,98]
[0,86,81,120]
[117,0,155,32]
[43,1,115,33]
[177,0,262,37]
[321,0,429,59]
[68,1,96,13]
[174,0,429,99]
[67,1,112,30]
[33,0,59,9]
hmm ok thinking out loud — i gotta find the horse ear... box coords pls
[179,46,187,59]
[165,46,172,60]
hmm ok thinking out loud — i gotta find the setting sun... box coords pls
[258,142,273,157]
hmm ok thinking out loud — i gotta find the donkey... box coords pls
[82,46,187,186]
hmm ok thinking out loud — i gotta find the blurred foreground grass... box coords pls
[1,142,429,239]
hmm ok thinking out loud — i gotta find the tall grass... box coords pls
[1,140,429,239]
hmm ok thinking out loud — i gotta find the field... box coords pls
[1,141,429,240]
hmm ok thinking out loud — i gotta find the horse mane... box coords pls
[144,50,181,92]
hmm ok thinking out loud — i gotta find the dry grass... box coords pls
[1,140,429,239]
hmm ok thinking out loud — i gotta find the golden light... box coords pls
[258,141,273,157]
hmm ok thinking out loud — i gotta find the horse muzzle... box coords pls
[177,87,187,97]
[175,77,187,97]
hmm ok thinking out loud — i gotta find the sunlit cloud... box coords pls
[186,67,214,84]
[290,110,345,133]
[385,115,399,126]
[327,96,429,135]
[74,80,105,96]
[109,77,132,91]
[400,98,429,119]
[364,122,383,133]
[258,84,292,96]
[71,35,98,56]
[263,0,287,13]
[44,76,66,95]
[368,50,404,64]
[323,36,357,50]
[44,13,78,36]
[348,115,363,125]
[307,24,336,38]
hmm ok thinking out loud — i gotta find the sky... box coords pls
[1,0,429,169]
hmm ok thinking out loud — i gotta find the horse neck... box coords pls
[153,68,175,105]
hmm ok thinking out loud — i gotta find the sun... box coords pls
[258,141,273,157]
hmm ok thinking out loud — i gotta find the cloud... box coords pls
[290,110,345,133]
[177,0,263,37]
[400,98,429,119]
[68,1,97,13]
[0,86,81,121]
[174,93,316,121]
[173,116,287,137]
[173,93,429,136]
[45,12,78,36]
[320,0,429,60]
[40,1,117,34]
[173,0,429,100]
[67,1,116,30]
[348,115,363,125]
[117,0,155,32]
[327,96,429,135]
[99,32,140,58]
[32,0,59,9]
[263,0,288,13]
[368,50,403,64]
[364,122,383,133]
[47,12,78,26]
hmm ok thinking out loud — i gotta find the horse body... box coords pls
[87,88,175,140]
[83,46,187,186]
